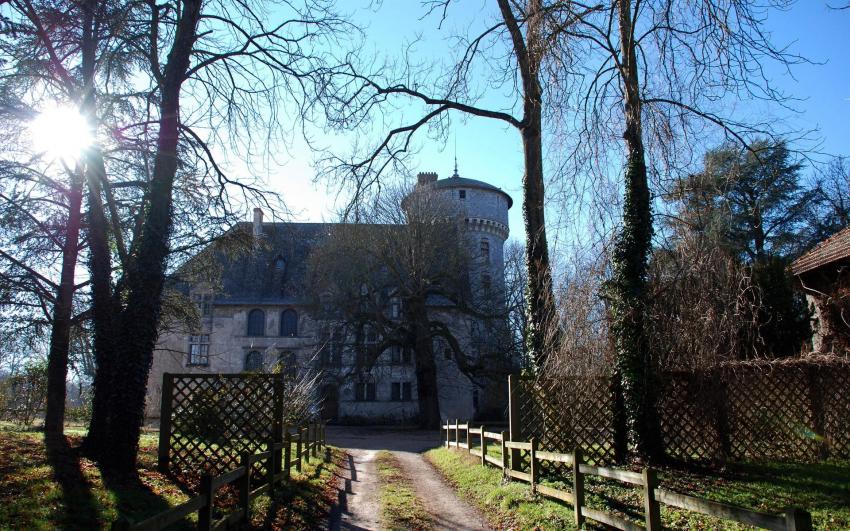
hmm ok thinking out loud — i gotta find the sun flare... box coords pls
[29,104,95,164]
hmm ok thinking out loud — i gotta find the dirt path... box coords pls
[325,427,492,531]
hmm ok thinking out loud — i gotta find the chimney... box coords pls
[252,207,264,237]
[417,171,438,186]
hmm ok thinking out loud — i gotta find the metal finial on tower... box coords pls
[452,155,459,178]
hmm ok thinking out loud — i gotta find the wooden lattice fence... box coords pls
[510,358,850,473]
[157,373,285,481]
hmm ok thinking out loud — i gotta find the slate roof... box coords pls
[791,226,850,276]
[211,222,335,304]
[433,175,513,208]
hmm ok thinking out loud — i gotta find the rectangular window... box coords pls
[355,382,376,401]
[392,382,413,401]
[192,294,212,316]
[482,274,492,292]
[188,334,210,366]
[390,345,402,364]
[459,190,466,199]
[390,297,401,319]
[480,239,489,262]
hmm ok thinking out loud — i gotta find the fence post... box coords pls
[785,508,813,531]
[283,430,292,479]
[480,425,486,466]
[508,374,521,469]
[643,468,661,531]
[572,448,585,529]
[267,436,277,497]
[239,452,252,521]
[296,427,303,472]
[454,419,459,448]
[198,473,214,531]
[445,420,450,447]
[529,437,537,495]
[157,373,174,472]
[466,422,471,453]
[500,430,508,474]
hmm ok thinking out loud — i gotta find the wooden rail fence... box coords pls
[113,423,327,531]
[443,420,812,531]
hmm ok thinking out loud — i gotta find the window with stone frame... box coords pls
[320,330,343,367]
[354,382,376,401]
[388,345,412,365]
[192,293,212,317]
[389,296,402,319]
[391,382,412,401]
[357,326,378,365]
[480,238,490,263]
[247,308,265,336]
[244,350,263,371]
[280,308,298,337]
[188,334,210,366]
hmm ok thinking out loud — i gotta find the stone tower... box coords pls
[415,168,512,297]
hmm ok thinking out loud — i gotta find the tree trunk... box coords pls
[97,0,202,472]
[82,152,118,457]
[78,0,119,457]
[44,171,84,434]
[608,0,663,463]
[411,300,441,429]
[498,0,558,369]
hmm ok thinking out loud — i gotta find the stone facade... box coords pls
[146,172,513,423]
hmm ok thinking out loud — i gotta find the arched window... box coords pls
[280,309,298,337]
[244,350,263,371]
[274,255,286,271]
[247,309,265,336]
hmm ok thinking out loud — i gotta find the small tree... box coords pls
[2,361,48,427]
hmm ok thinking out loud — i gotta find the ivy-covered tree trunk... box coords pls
[608,0,663,463]
[498,0,558,369]
[44,171,84,434]
[79,0,118,457]
[89,0,203,472]
[410,299,441,429]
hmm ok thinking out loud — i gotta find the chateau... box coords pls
[146,171,514,423]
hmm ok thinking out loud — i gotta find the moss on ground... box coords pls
[375,450,432,530]
[0,428,340,530]
[427,446,850,530]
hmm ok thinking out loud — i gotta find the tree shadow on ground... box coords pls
[98,446,180,527]
[43,433,103,529]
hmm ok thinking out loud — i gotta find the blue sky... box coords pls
[246,1,849,248]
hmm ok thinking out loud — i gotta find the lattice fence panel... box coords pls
[658,374,723,463]
[164,373,282,483]
[516,376,616,475]
[511,359,850,468]
[823,363,850,456]
[725,366,820,461]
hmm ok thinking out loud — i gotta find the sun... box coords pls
[29,104,95,164]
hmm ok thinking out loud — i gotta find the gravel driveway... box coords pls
[324,426,491,531]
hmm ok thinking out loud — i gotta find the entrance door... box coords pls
[320,384,339,422]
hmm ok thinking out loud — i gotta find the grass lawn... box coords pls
[375,451,432,530]
[427,446,850,530]
[0,426,340,530]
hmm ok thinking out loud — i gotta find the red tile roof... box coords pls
[791,226,850,275]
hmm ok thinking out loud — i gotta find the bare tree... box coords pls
[320,0,604,368]
[553,0,807,462]
[308,183,512,428]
